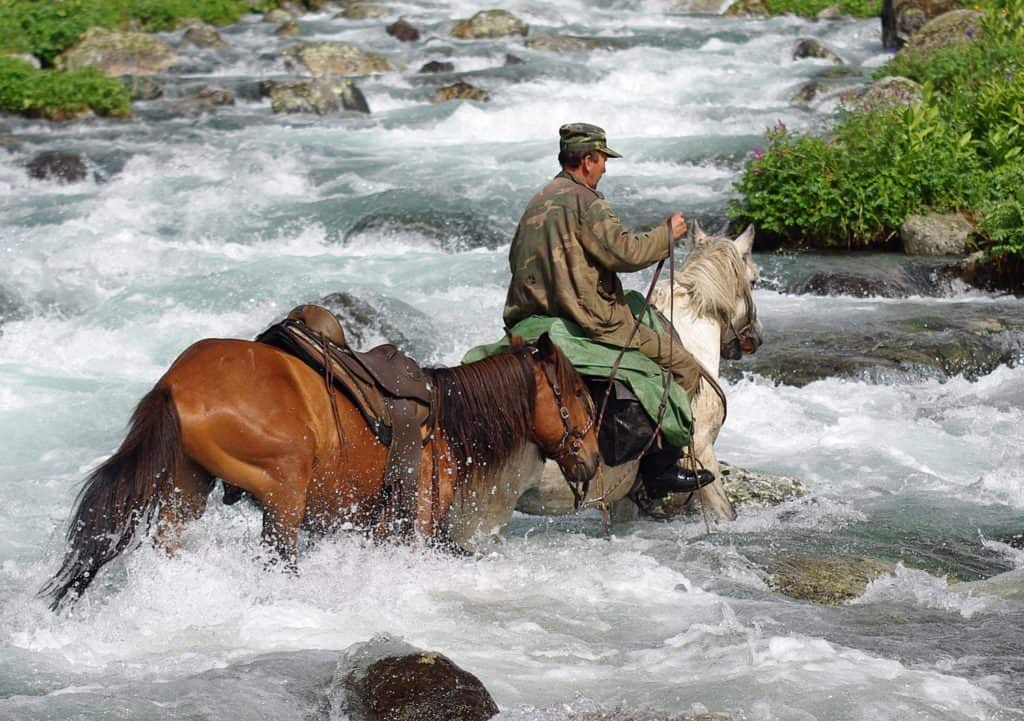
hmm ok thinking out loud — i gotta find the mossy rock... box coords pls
[450,10,528,39]
[903,9,983,54]
[182,18,227,49]
[768,556,896,604]
[282,42,392,76]
[55,27,179,76]
[335,3,391,20]
[724,0,771,16]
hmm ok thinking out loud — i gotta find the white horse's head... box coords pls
[673,220,764,361]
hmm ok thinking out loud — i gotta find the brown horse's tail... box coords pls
[42,385,183,610]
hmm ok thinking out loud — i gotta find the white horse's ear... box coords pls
[734,224,755,255]
[691,218,708,247]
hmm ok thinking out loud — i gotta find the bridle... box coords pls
[721,271,758,359]
[533,349,595,502]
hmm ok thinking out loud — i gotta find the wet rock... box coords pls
[432,81,489,102]
[796,271,902,297]
[182,18,227,48]
[568,713,729,721]
[524,34,620,52]
[671,0,730,12]
[268,78,369,114]
[767,556,896,604]
[450,10,528,39]
[387,18,420,42]
[957,251,1024,296]
[419,60,454,73]
[901,212,973,256]
[275,20,301,37]
[329,635,499,721]
[55,27,179,76]
[724,0,770,17]
[793,38,844,64]
[26,151,88,183]
[904,9,983,54]
[851,76,923,112]
[817,3,843,18]
[119,74,164,100]
[317,291,430,353]
[282,42,392,76]
[638,463,805,519]
[504,53,525,65]
[263,8,295,24]
[336,3,390,20]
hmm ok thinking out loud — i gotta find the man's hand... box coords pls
[669,212,688,241]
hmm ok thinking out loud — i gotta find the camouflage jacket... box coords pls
[503,170,671,348]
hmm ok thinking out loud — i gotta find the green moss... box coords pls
[0,56,131,119]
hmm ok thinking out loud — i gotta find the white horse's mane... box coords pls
[662,237,747,326]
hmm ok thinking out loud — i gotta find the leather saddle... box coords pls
[255,304,434,537]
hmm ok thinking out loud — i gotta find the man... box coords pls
[503,122,711,497]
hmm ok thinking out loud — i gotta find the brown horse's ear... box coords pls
[535,332,556,357]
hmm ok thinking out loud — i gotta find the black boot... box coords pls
[642,465,715,500]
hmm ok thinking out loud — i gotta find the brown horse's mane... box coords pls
[429,341,575,485]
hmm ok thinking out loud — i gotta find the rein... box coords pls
[536,349,595,507]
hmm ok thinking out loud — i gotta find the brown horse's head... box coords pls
[524,334,601,487]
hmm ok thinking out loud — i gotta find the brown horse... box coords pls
[43,333,599,609]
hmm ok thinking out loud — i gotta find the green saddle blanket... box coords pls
[462,292,693,449]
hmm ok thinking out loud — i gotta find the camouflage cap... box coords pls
[558,123,622,158]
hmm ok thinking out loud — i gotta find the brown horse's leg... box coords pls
[156,457,215,554]
[260,480,310,565]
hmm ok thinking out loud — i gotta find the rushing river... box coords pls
[2,2,1023,719]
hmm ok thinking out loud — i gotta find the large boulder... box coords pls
[904,9,984,54]
[329,635,499,721]
[900,212,973,255]
[450,10,528,39]
[891,0,957,47]
[26,151,88,183]
[55,27,179,76]
[282,42,392,76]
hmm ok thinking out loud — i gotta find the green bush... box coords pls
[0,0,275,65]
[729,97,978,247]
[732,0,1024,262]
[0,56,130,119]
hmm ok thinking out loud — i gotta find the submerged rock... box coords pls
[793,38,844,64]
[450,10,528,39]
[336,2,391,19]
[419,60,454,73]
[432,81,489,102]
[119,74,164,100]
[767,556,896,604]
[387,18,421,42]
[275,19,301,37]
[524,34,620,52]
[55,27,179,76]
[282,42,392,76]
[26,151,88,183]
[329,635,498,721]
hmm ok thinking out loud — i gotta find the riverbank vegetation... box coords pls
[0,56,130,119]
[730,0,1024,273]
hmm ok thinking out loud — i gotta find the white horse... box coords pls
[447,222,762,547]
